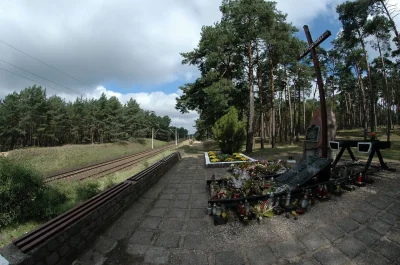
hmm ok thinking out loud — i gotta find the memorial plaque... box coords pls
[309,108,337,146]
[358,142,372,153]
[305,125,320,142]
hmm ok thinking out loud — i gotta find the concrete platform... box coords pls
[73,155,400,265]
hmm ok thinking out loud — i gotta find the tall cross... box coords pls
[297,25,331,158]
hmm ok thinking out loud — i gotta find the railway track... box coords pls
[44,143,177,183]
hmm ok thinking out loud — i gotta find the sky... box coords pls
[0,0,399,133]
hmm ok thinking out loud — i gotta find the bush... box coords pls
[75,180,101,202]
[212,107,246,154]
[0,158,67,227]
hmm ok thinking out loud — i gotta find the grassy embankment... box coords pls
[0,140,182,247]
[6,139,168,176]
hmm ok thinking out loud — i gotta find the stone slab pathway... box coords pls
[73,156,400,265]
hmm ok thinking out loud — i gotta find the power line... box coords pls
[0,38,94,90]
[0,58,82,96]
[0,66,75,96]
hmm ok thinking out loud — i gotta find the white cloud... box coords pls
[276,0,344,26]
[0,0,371,133]
[86,86,199,134]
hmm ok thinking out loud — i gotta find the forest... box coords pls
[177,0,400,152]
[0,85,188,151]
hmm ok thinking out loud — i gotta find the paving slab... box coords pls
[313,246,351,265]
[174,194,190,200]
[353,248,393,265]
[129,230,155,245]
[162,218,185,231]
[72,156,400,265]
[298,231,330,251]
[179,250,208,265]
[377,211,398,225]
[93,236,117,254]
[144,247,170,264]
[155,232,180,248]
[215,251,245,265]
[154,200,172,208]
[246,245,276,265]
[186,220,208,232]
[336,217,360,233]
[335,236,367,258]
[387,228,400,244]
[139,217,162,230]
[269,239,305,260]
[319,224,345,242]
[350,210,371,224]
[126,244,150,256]
[165,208,187,219]
[183,234,209,250]
[373,239,400,261]
[387,204,400,216]
[368,198,392,210]
[291,259,318,265]
[354,228,381,245]
[368,219,392,235]
[148,208,168,217]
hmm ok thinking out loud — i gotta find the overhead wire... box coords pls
[0,66,76,96]
[0,58,82,96]
[0,38,96,92]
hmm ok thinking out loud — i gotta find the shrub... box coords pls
[75,180,101,202]
[0,158,67,227]
[212,107,246,154]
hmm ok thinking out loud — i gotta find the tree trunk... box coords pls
[256,46,264,149]
[293,81,298,142]
[377,40,391,142]
[296,79,301,140]
[269,58,276,148]
[278,88,283,143]
[303,86,306,133]
[354,63,368,140]
[286,66,294,145]
[358,31,376,132]
[246,41,255,153]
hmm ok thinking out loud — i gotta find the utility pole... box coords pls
[151,128,154,149]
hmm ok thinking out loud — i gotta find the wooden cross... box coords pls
[297,25,331,158]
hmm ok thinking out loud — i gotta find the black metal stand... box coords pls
[331,140,394,176]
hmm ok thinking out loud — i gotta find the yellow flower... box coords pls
[208,151,216,155]
[211,159,220,162]
[241,157,248,161]
[226,158,234,162]
[235,155,242,159]
[233,153,239,156]
[209,156,217,159]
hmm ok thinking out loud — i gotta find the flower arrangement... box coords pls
[207,151,248,163]
[369,132,377,140]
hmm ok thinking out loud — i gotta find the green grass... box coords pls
[6,139,168,176]
[196,139,303,160]
[0,222,41,247]
[336,126,400,162]
[0,144,181,247]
